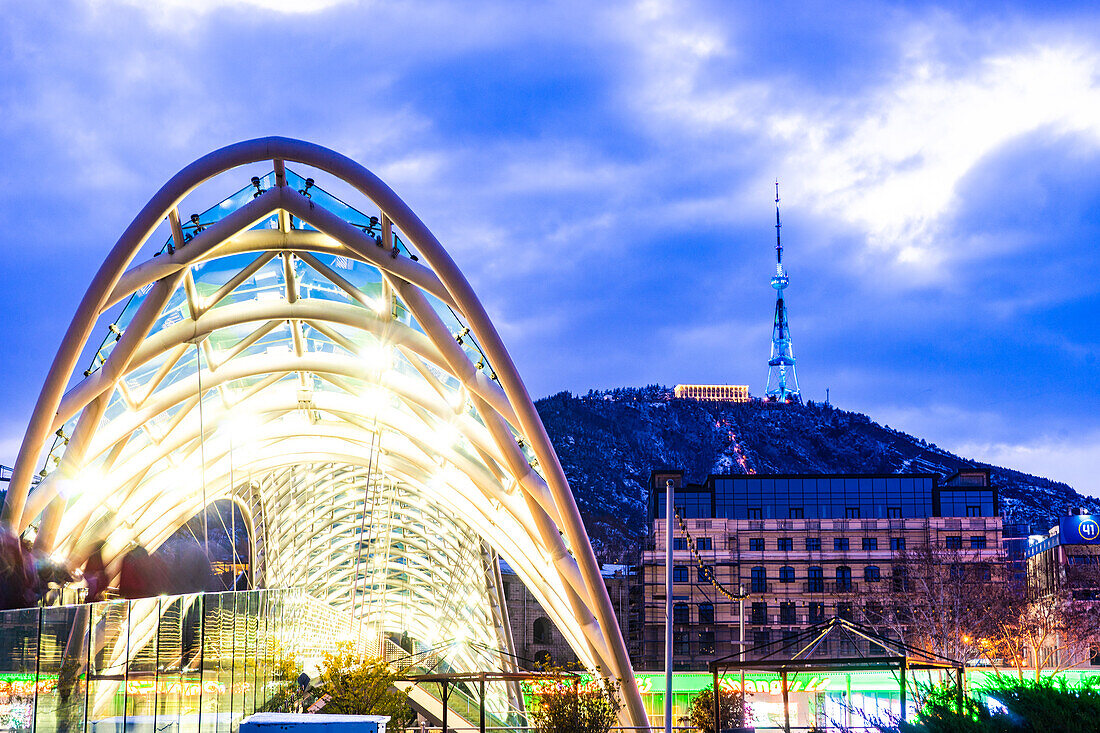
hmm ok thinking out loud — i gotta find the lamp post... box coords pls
[665,479,674,733]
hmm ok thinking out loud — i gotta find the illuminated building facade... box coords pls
[640,469,1002,670]
[674,384,751,402]
[0,138,646,728]
[1027,512,1100,599]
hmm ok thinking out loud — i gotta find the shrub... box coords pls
[529,677,621,733]
[682,684,752,733]
[983,676,1100,733]
[316,642,411,726]
[903,676,1100,733]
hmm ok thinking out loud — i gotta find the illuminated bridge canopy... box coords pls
[0,138,645,727]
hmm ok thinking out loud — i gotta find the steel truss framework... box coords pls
[0,137,647,728]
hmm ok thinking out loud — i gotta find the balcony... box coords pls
[825,582,857,593]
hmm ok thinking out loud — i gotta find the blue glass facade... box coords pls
[651,472,997,521]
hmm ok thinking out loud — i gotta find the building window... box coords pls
[836,566,852,591]
[699,602,714,625]
[977,564,992,581]
[753,630,771,648]
[779,566,795,583]
[807,566,824,592]
[697,537,713,551]
[534,650,553,667]
[778,537,793,551]
[864,565,881,582]
[673,602,690,624]
[780,601,796,624]
[945,536,962,549]
[673,566,689,583]
[749,538,765,551]
[699,630,715,655]
[533,617,552,645]
[673,537,687,550]
[846,507,861,519]
[966,506,981,517]
[748,508,762,519]
[751,566,767,593]
[674,630,690,655]
[862,537,877,551]
[890,537,906,551]
[837,602,854,620]
[808,602,825,623]
[970,536,987,549]
[790,507,804,519]
[698,565,712,583]
[834,537,849,551]
[892,567,909,592]
[865,601,883,623]
[888,507,902,518]
[751,602,768,625]
[949,564,964,580]
[806,537,822,551]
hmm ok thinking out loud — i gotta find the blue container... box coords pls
[240,713,389,733]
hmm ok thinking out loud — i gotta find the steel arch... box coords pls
[2,138,646,728]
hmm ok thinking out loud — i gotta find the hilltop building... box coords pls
[639,468,1002,670]
[674,384,751,402]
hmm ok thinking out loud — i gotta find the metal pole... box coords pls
[781,670,790,733]
[739,585,746,716]
[664,479,674,733]
[712,664,719,733]
[442,680,449,733]
[480,675,486,733]
[899,662,907,723]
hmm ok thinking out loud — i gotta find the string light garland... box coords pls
[675,510,749,601]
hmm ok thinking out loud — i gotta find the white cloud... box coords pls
[618,2,1100,281]
[100,0,354,16]
[956,434,1100,500]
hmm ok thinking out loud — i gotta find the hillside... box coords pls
[535,386,1099,563]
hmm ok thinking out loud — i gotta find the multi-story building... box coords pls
[639,468,1003,670]
[500,562,636,669]
[1027,512,1100,599]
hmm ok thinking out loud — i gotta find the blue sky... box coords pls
[0,0,1098,494]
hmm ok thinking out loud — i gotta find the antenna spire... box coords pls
[775,179,782,264]
[765,180,801,404]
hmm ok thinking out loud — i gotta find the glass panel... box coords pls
[0,607,40,731]
[125,598,160,733]
[87,600,129,731]
[36,604,90,733]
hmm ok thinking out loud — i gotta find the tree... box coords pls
[864,543,1004,664]
[984,581,1100,681]
[682,684,751,733]
[528,677,621,733]
[316,642,411,726]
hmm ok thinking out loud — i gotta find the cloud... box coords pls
[615,1,1100,282]
[956,433,1100,499]
[99,0,354,18]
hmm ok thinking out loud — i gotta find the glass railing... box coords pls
[0,588,320,733]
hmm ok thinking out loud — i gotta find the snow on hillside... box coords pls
[535,386,1099,563]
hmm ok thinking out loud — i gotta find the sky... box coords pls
[0,0,1097,495]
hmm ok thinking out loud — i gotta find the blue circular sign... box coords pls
[1079,518,1099,542]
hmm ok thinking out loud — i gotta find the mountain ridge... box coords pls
[534,385,1098,563]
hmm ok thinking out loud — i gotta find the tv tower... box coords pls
[765,181,802,403]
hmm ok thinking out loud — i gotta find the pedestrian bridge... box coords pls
[0,138,645,730]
